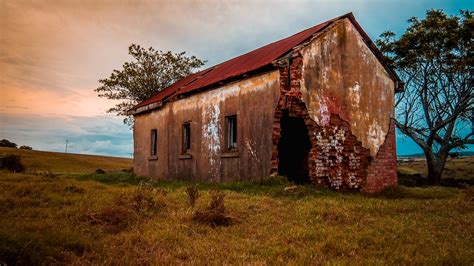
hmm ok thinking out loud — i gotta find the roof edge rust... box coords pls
[129,12,403,116]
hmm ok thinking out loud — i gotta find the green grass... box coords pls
[0,150,473,264]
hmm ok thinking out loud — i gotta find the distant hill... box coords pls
[0,147,132,174]
[399,151,474,158]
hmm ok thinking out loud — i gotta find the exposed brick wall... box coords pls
[271,53,397,192]
[362,118,397,193]
[309,115,370,190]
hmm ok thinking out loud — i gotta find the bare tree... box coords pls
[377,10,473,184]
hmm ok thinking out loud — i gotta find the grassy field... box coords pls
[0,149,473,264]
[398,156,474,180]
[0,147,132,174]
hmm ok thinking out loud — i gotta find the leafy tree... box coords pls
[0,139,17,148]
[19,145,33,150]
[95,44,205,125]
[377,10,473,184]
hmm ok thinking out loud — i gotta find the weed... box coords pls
[192,190,235,227]
[86,206,136,233]
[128,185,167,214]
[83,184,166,233]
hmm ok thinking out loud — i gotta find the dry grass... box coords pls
[0,150,473,264]
[0,147,131,174]
[0,171,472,264]
[399,156,474,180]
[185,186,199,208]
[192,190,235,227]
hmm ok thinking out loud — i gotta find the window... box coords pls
[226,115,237,150]
[182,122,191,153]
[150,129,157,156]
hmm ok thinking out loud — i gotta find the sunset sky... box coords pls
[1,0,472,157]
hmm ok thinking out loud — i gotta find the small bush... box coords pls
[64,185,86,194]
[19,145,33,150]
[129,185,166,214]
[0,154,24,173]
[95,168,106,174]
[185,186,199,208]
[121,167,133,173]
[86,206,136,232]
[193,190,234,227]
[84,185,166,232]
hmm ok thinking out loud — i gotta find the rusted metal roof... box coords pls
[132,13,401,114]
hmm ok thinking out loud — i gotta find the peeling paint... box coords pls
[202,103,221,181]
[133,70,280,182]
[172,71,278,113]
[367,122,385,153]
[246,140,258,160]
[300,18,395,156]
[349,81,361,106]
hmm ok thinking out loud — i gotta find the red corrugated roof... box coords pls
[132,12,400,113]
[132,14,344,111]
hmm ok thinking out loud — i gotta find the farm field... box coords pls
[0,149,473,264]
[398,156,474,180]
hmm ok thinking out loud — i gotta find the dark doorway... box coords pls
[277,111,312,183]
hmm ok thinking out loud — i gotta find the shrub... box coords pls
[121,167,133,173]
[192,190,234,227]
[129,186,166,214]
[0,154,24,172]
[64,185,86,194]
[0,139,17,148]
[185,186,199,208]
[86,206,136,233]
[19,145,32,150]
[95,168,106,174]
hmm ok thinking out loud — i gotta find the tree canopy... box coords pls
[377,9,473,184]
[95,44,205,125]
[0,139,17,148]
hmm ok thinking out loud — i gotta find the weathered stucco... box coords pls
[300,18,395,157]
[133,71,280,181]
[133,16,397,192]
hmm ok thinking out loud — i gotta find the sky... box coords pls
[0,0,472,157]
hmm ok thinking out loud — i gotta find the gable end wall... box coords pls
[297,18,397,191]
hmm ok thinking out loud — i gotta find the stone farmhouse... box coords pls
[128,13,403,192]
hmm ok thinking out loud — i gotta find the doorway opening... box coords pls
[277,111,312,184]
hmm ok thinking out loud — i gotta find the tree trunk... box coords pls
[425,152,447,185]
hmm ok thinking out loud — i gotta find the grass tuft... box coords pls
[185,186,199,208]
[192,190,235,227]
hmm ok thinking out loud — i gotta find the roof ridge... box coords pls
[131,12,394,115]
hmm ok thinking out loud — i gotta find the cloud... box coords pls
[0,113,132,157]
[1,0,472,157]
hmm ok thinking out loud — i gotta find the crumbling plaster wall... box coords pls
[271,18,397,191]
[300,18,395,157]
[134,71,280,181]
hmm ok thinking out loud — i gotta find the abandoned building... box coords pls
[129,13,403,192]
